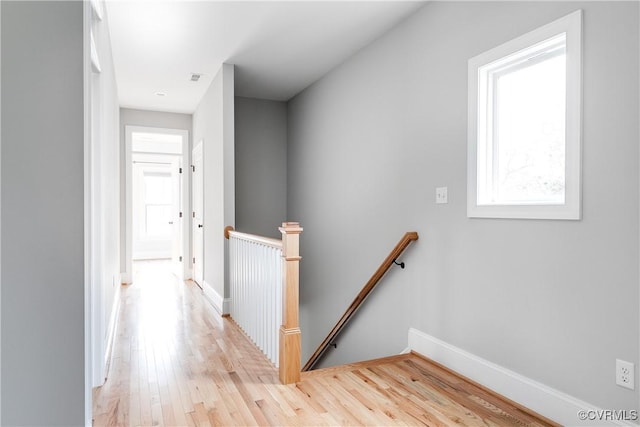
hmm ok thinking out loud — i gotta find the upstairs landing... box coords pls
[92,263,558,426]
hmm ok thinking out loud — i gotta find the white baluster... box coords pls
[261,244,266,352]
[270,247,275,365]
[225,230,295,368]
[259,244,263,349]
[256,243,261,350]
[242,239,247,332]
[229,238,236,316]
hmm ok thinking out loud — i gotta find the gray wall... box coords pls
[288,1,639,412]
[1,1,85,424]
[192,64,235,300]
[235,97,287,239]
[119,108,192,273]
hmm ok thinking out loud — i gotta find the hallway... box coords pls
[92,260,282,426]
[92,262,557,426]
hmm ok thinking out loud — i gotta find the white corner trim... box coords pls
[202,281,229,315]
[0,1,3,420]
[83,2,93,424]
[408,328,637,427]
[103,284,121,380]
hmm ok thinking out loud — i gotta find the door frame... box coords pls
[124,125,190,282]
[191,139,204,287]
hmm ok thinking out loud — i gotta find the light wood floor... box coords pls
[93,261,558,426]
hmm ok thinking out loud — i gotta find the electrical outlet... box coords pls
[436,187,448,204]
[616,359,635,390]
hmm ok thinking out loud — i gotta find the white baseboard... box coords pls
[408,328,637,427]
[202,281,230,315]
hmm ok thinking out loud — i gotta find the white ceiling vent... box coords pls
[190,73,202,82]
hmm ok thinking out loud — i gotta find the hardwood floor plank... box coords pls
[301,353,411,380]
[259,380,298,418]
[190,402,212,427]
[127,340,142,427]
[255,398,287,426]
[138,347,153,426]
[406,355,559,427]
[304,389,362,426]
[293,380,329,414]
[373,363,489,424]
[313,374,383,426]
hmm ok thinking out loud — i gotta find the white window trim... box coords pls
[467,10,582,220]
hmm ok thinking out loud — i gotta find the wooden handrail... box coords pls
[302,231,419,372]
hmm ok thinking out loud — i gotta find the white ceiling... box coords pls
[105,1,425,113]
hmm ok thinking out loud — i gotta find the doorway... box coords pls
[125,126,190,283]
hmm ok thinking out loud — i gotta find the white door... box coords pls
[192,141,204,287]
[170,157,183,279]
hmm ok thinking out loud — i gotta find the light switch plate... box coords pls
[436,187,448,204]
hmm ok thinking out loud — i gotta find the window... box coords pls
[468,10,582,219]
[143,171,173,238]
[132,132,183,155]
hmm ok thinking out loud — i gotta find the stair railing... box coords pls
[225,222,303,384]
[302,231,419,372]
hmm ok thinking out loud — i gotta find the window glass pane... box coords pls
[132,132,183,154]
[144,172,172,204]
[146,205,172,237]
[494,52,566,204]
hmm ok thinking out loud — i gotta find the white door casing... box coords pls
[125,125,190,282]
[192,140,204,287]
[170,157,183,279]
